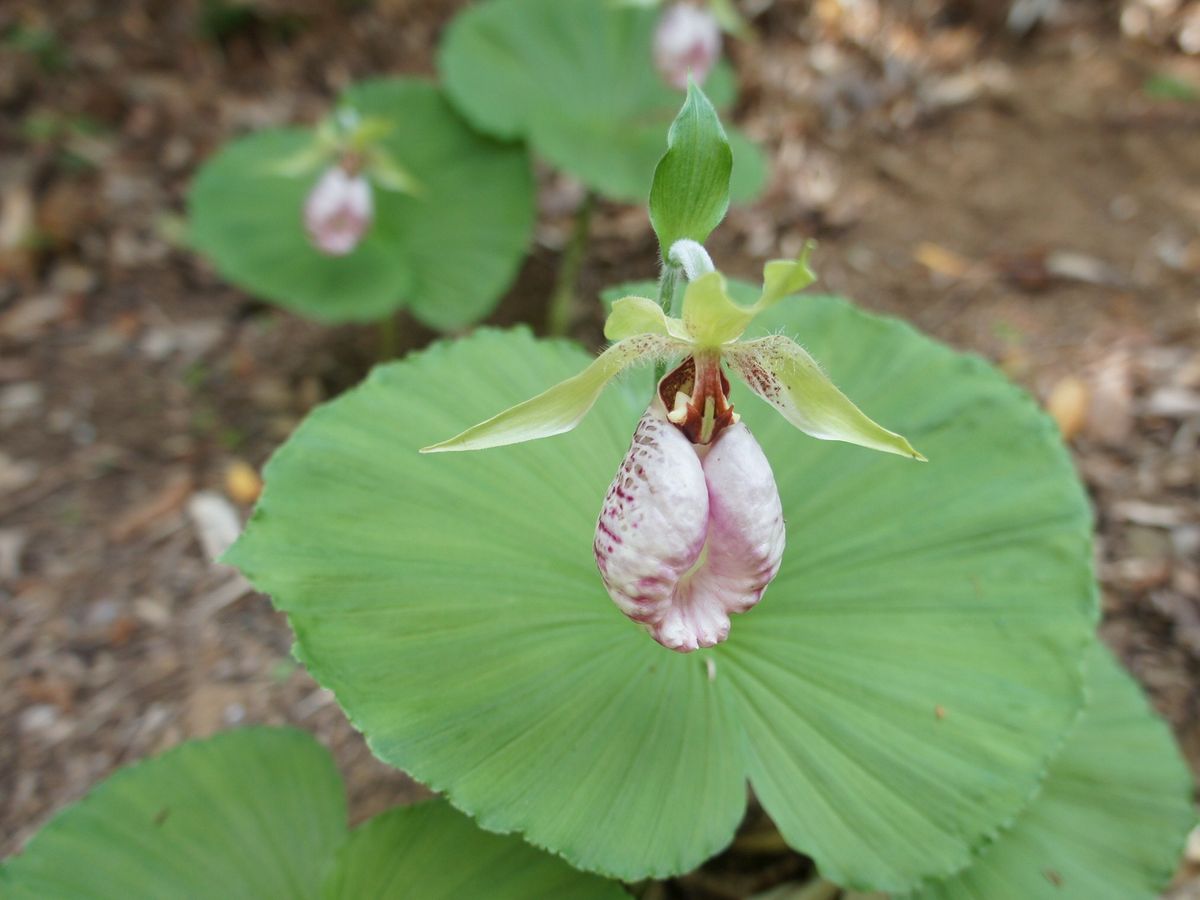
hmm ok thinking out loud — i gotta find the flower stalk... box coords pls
[546,193,596,337]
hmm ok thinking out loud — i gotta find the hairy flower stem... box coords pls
[546,192,595,337]
[654,262,682,383]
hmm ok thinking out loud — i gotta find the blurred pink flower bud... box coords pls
[594,385,785,652]
[653,3,722,91]
[303,165,373,257]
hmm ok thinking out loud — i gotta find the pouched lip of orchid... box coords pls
[419,241,926,463]
[304,165,374,257]
[594,393,786,652]
[654,3,723,91]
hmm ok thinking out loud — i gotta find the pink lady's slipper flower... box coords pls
[654,3,722,90]
[304,164,374,257]
[423,242,923,651]
[275,107,419,257]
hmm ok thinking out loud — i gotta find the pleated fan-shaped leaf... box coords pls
[905,644,1194,900]
[0,728,346,899]
[321,800,627,899]
[0,728,633,899]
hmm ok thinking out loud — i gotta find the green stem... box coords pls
[546,193,595,336]
[653,262,681,383]
[376,313,398,360]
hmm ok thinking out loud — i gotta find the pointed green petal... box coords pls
[421,333,676,452]
[265,139,332,178]
[604,296,690,342]
[681,270,755,346]
[349,115,397,148]
[364,145,423,196]
[760,241,817,307]
[725,335,925,460]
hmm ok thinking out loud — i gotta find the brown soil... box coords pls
[2,0,1198,894]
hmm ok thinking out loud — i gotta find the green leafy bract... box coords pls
[650,81,732,255]
[438,0,766,203]
[0,728,346,899]
[906,644,1194,900]
[188,78,533,328]
[228,291,1096,890]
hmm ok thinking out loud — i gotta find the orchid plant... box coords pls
[422,84,921,651]
[188,78,534,329]
[212,84,1192,900]
[277,107,422,257]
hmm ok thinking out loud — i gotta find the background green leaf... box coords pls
[0,728,346,899]
[188,78,533,328]
[229,293,1096,890]
[321,800,627,899]
[649,81,732,255]
[438,0,766,203]
[905,644,1194,900]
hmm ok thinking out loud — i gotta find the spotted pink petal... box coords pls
[653,3,722,91]
[594,401,710,633]
[595,402,786,652]
[303,165,373,257]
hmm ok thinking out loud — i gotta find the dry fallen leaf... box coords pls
[914,241,974,280]
[1088,350,1134,446]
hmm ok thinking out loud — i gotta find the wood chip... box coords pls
[186,491,242,563]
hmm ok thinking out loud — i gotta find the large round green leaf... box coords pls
[228,294,1096,890]
[0,728,346,899]
[322,800,626,899]
[188,78,534,328]
[907,644,1194,900]
[438,0,766,203]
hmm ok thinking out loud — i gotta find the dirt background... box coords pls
[1,0,1198,895]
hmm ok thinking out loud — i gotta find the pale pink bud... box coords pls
[653,3,722,91]
[594,400,785,652]
[303,165,373,257]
